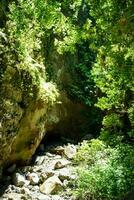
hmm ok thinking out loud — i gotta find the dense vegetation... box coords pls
[0,0,133,199]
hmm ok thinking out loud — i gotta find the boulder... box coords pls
[56,168,73,181]
[26,172,39,185]
[41,169,55,178]
[40,175,63,195]
[54,159,71,169]
[50,146,64,155]
[12,173,27,187]
[0,65,60,170]
[34,156,45,165]
[64,145,77,159]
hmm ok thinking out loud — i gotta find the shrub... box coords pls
[73,139,134,200]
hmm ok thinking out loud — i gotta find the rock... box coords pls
[40,172,48,182]
[5,185,14,194]
[54,159,71,169]
[30,185,39,192]
[64,145,77,159]
[33,165,55,177]
[12,173,27,187]
[54,155,62,159]
[26,172,39,185]
[32,166,43,173]
[42,169,55,178]
[21,187,30,195]
[50,146,64,155]
[46,152,54,157]
[35,156,45,165]
[63,179,69,187]
[21,166,33,173]
[1,142,77,200]
[40,175,63,195]
[56,168,75,181]
[10,185,21,193]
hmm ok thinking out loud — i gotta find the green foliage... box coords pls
[67,41,96,106]
[73,139,134,200]
[102,114,123,128]
[0,1,134,198]
[74,139,105,165]
[88,0,134,140]
[0,0,61,108]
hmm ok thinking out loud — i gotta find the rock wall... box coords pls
[0,56,89,175]
[44,50,91,139]
[0,64,59,168]
[0,1,91,176]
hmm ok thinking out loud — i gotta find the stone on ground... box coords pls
[56,168,74,181]
[40,175,63,195]
[26,172,40,185]
[50,146,64,155]
[64,145,77,159]
[54,159,71,169]
[1,143,78,200]
[12,173,27,187]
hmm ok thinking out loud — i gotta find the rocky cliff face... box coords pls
[0,54,88,176]
[0,64,58,167]
[0,43,87,176]
[0,1,90,177]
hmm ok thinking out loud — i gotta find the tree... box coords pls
[88,0,134,141]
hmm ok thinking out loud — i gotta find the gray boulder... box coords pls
[40,175,63,195]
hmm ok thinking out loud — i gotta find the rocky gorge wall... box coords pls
[0,56,89,175]
[0,0,94,178]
